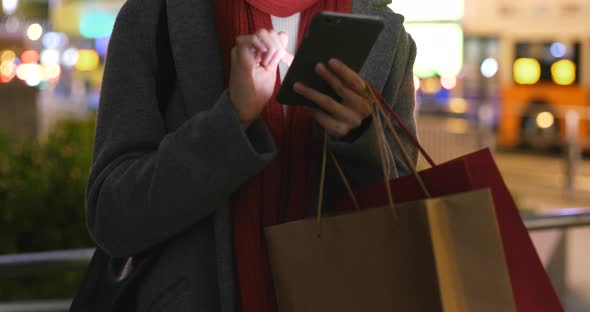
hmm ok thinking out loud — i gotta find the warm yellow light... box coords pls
[536,112,555,129]
[0,61,15,77]
[514,58,541,85]
[44,64,61,80]
[16,64,29,80]
[75,50,99,71]
[15,63,42,86]
[1,50,16,62]
[551,60,576,86]
[446,118,469,134]
[27,23,43,41]
[449,98,468,114]
[421,77,441,94]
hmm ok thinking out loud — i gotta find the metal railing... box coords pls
[0,209,589,312]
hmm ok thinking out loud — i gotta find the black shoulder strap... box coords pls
[155,0,176,117]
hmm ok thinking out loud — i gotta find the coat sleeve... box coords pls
[325,26,418,193]
[86,0,276,257]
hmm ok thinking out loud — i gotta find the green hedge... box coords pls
[0,116,97,300]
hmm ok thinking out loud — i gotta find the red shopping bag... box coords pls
[332,89,563,312]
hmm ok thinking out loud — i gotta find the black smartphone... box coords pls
[276,12,384,108]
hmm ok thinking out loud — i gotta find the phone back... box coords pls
[277,12,384,107]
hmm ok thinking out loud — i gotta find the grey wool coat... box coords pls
[86,0,418,310]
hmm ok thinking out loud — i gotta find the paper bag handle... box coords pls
[368,84,437,168]
[316,83,431,233]
[368,86,431,198]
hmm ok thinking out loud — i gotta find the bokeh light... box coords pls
[1,75,13,83]
[441,75,457,90]
[27,23,43,41]
[25,66,42,86]
[44,64,61,81]
[62,48,79,67]
[446,118,469,134]
[449,98,468,114]
[75,50,99,71]
[536,112,555,129]
[514,58,541,85]
[413,75,421,92]
[551,60,576,86]
[16,63,42,86]
[21,50,40,64]
[481,58,498,78]
[1,50,16,62]
[16,64,30,80]
[421,77,442,94]
[41,49,60,65]
[2,0,18,15]
[1,61,16,78]
[550,43,566,58]
[42,32,69,49]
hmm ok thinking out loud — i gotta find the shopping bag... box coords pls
[266,85,516,311]
[265,188,516,312]
[331,87,564,311]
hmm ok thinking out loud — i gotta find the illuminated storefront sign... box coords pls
[80,12,116,39]
[389,0,464,22]
[389,0,465,78]
[405,23,464,78]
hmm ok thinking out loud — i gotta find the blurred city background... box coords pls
[0,0,589,311]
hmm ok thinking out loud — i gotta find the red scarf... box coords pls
[213,0,352,311]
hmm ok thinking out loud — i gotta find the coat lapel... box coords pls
[166,0,226,117]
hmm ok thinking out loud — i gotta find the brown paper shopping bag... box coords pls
[264,85,516,311]
[332,86,563,311]
[265,189,516,312]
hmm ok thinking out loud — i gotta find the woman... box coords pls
[86,0,417,310]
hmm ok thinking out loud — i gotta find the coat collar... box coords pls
[166,0,404,117]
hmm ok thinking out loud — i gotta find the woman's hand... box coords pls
[293,58,373,140]
[229,29,293,129]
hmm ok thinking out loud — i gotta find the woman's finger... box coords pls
[315,63,357,100]
[309,108,352,139]
[256,29,280,66]
[278,31,289,48]
[266,31,286,67]
[294,82,362,128]
[236,35,267,53]
[327,58,367,95]
[277,32,294,66]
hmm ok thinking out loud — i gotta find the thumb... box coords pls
[278,31,289,48]
[279,31,294,66]
[277,31,294,67]
[281,51,294,67]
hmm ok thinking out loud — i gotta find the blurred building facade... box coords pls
[392,0,590,152]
